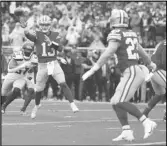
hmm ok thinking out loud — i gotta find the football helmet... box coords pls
[22,42,34,60]
[109,9,129,28]
[38,15,52,33]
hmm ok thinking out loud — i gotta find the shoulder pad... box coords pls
[107,29,122,42]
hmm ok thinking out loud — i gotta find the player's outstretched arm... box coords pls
[82,41,119,81]
[96,41,119,68]
[137,43,156,71]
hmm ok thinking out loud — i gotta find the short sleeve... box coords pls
[107,29,122,42]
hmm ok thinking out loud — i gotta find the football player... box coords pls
[82,9,157,141]
[1,42,37,115]
[22,15,79,119]
[142,40,166,121]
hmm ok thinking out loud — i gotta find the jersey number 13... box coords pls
[42,42,56,57]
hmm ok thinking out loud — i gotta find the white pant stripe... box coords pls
[157,70,166,83]
[121,66,136,102]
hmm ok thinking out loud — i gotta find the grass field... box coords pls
[2,99,166,145]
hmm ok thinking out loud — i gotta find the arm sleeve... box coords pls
[151,42,163,65]
[137,43,151,65]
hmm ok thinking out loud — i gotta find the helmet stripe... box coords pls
[120,10,124,24]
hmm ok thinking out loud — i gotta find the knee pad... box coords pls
[12,87,21,96]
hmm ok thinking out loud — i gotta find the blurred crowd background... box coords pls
[1,2,166,103]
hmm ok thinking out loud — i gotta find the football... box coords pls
[14,7,24,16]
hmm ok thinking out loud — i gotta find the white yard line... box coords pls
[121,141,166,146]
[2,118,162,126]
[5,109,113,112]
[12,99,166,106]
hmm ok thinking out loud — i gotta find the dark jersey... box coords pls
[151,40,166,71]
[25,30,61,63]
[107,29,139,72]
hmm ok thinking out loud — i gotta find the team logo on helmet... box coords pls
[109,9,129,28]
[38,15,52,33]
[22,42,34,60]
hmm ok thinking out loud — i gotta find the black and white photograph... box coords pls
[1,1,166,145]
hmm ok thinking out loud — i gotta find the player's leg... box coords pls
[31,64,48,119]
[143,70,166,117]
[1,73,20,106]
[52,61,79,112]
[111,66,156,141]
[20,79,35,114]
[2,79,26,113]
[1,74,19,112]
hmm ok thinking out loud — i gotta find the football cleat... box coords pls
[1,106,5,114]
[31,105,39,119]
[112,130,135,142]
[163,110,166,122]
[70,102,79,113]
[143,118,157,139]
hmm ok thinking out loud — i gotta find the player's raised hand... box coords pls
[148,62,157,72]
[14,7,27,28]
[44,35,52,45]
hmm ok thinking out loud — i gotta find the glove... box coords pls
[44,35,52,45]
[148,62,157,72]
[59,58,67,64]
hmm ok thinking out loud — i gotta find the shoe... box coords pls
[1,106,5,114]
[112,130,135,142]
[31,105,39,119]
[70,102,79,113]
[163,110,166,122]
[20,110,27,116]
[143,118,157,139]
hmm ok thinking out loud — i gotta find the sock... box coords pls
[143,94,162,117]
[1,96,7,105]
[60,83,73,103]
[139,115,147,123]
[122,125,131,131]
[21,89,34,112]
[35,91,42,106]
[112,105,129,127]
[117,102,143,120]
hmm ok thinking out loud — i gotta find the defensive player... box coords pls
[142,40,166,121]
[82,9,157,141]
[23,15,79,119]
[1,42,37,115]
